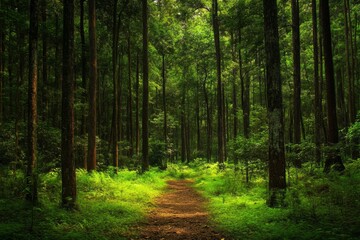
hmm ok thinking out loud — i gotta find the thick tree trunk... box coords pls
[87,0,97,171]
[26,0,39,203]
[62,0,77,208]
[263,0,286,207]
[142,0,149,172]
[320,0,345,173]
[292,0,302,168]
[312,0,322,166]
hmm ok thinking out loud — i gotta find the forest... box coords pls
[0,0,360,239]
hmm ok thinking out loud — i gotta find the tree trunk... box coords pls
[162,53,168,168]
[135,51,140,157]
[26,0,39,203]
[80,0,87,169]
[263,0,286,207]
[142,0,149,172]
[203,69,212,162]
[127,31,133,157]
[312,0,322,166]
[212,0,225,165]
[344,0,356,124]
[41,0,48,120]
[112,0,119,173]
[231,32,238,141]
[320,0,345,173]
[62,0,77,208]
[292,0,302,168]
[87,0,97,171]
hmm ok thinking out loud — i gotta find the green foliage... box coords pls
[193,163,360,239]
[0,168,168,240]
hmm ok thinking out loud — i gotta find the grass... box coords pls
[1,160,360,239]
[0,168,169,240]
[191,160,360,240]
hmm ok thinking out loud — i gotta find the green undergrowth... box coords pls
[0,168,169,240]
[191,160,360,240]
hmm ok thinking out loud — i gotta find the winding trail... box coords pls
[134,180,226,240]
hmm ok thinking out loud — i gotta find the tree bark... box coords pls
[312,0,322,166]
[112,0,119,173]
[320,0,345,172]
[343,0,356,124]
[263,0,286,207]
[212,0,225,165]
[87,0,97,171]
[162,53,168,168]
[292,0,302,168]
[127,31,133,157]
[80,0,88,169]
[135,51,140,157]
[62,0,77,208]
[142,0,150,172]
[41,0,48,120]
[26,0,39,203]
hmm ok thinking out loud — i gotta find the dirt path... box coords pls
[133,180,226,240]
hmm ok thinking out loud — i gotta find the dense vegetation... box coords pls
[0,0,360,239]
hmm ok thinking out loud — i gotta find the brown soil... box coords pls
[132,180,227,240]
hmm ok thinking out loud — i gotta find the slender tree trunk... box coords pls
[292,0,302,168]
[26,0,39,203]
[41,0,48,120]
[344,0,356,124]
[53,15,62,128]
[135,51,140,157]
[263,0,286,207]
[203,69,212,162]
[62,0,77,208]
[112,0,119,173]
[127,31,133,157]
[212,0,225,165]
[320,0,345,172]
[162,53,168,168]
[142,0,149,172]
[312,0,322,166]
[231,32,238,141]
[87,0,97,171]
[80,0,88,169]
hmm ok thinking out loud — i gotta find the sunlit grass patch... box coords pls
[0,167,169,239]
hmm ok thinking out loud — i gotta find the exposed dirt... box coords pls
[132,179,227,240]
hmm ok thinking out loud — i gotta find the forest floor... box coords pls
[131,179,227,240]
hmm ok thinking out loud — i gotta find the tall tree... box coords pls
[62,0,77,208]
[312,0,322,165]
[292,0,302,168]
[112,0,119,173]
[41,0,48,120]
[26,0,39,202]
[87,0,97,171]
[80,0,88,169]
[142,0,149,172]
[320,0,345,172]
[212,0,225,165]
[343,0,355,124]
[263,0,286,207]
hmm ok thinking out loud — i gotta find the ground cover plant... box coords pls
[0,168,168,240]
